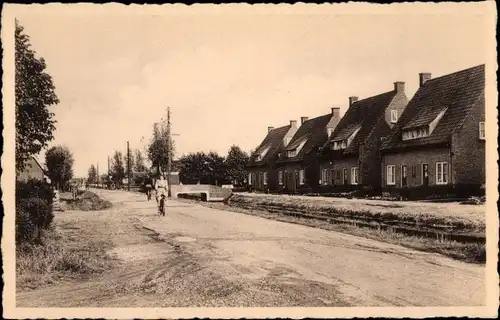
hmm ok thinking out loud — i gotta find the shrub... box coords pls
[16,179,54,244]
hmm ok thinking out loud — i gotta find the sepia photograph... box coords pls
[2,2,498,319]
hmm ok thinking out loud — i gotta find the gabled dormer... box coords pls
[331,125,361,150]
[255,145,271,161]
[401,107,448,141]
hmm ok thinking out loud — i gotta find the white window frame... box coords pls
[386,165,396,185]
[479,121,485,140]
[299,169,305,185]
[421,163,429,185]
[343,168,348,184]
[278,171,283,185]
[263,172,268,185]
[436,162,448,185]
[390,110,398,123]
[320,169,327,185]
[351,167,359,185]
[248,173,252,185]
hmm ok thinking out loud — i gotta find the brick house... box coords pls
[274,108,341,193]
[380,65,485,197]
[17,156,47,182]
[319,82,409,190]
[246,121,298,191]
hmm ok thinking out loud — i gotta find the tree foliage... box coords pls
[45,145,74,190]
[134,149,148,173]
[147,121,175,176]
[179,151,229,185]
[111,151,126,184]
[15,20,59,173]
[224,145,249,185]
[87,164,97,184]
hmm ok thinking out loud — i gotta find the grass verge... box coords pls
[176,197,485,264]
[16,220,116,291]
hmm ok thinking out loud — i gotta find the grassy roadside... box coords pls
[176,196,485,264]
[61,191,113,211]
[16,192,116,291]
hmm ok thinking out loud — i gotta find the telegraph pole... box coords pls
[166,107,172,197]
[127,141,131,191]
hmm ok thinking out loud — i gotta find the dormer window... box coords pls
[287,150,297,157]
[391,110,398,123]
[333,139,348,150]
[402,126,429,141]
[255,146,270,161]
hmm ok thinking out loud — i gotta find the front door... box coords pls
[401,165,408,187]
[422,164,429,186]
[286,171,295,192]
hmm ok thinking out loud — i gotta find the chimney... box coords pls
[268,126,274,133]
[331,107,340,118]
[419,73,431,87]
[301,117,309,125]
[349,96,358,107]
[290,120,297,128]
[393,81,405,93]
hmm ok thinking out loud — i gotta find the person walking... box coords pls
[155,174,168,204]
[144,175,153,201]
[159,194,166,216]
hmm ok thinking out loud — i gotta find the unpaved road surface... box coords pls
[17,189,485,307]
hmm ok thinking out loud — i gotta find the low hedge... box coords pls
[16,179,54,244]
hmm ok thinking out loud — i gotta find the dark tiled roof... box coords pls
[277,114,334,163]
[247,125,291,167]
[324,91,397,155]
[381,64,485,151]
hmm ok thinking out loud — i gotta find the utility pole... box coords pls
[127,141,131,191]
[97,163,99,186]
[166,107,172,197]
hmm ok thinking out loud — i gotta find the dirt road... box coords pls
[17,189,485,307]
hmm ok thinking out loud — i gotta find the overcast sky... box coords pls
[13,4,492,177]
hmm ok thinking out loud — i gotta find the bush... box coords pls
[16,179,54,244]
[382,184,485,201]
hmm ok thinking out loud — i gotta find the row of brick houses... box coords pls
[246,64,486,198]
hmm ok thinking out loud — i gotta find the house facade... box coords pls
[380,65,485,197]
[319,81,409,191]
[246,121,298,191]
[17,156,46,182]
[275,109,341,193]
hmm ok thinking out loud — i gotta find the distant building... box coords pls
[17,156,47,182]
[275,108,341,193]
[246,121,298,191]
[380,65,485,195]
[320,81,409,190]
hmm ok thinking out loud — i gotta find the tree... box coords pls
[225,145,249,186]
[179,151,229,185]
[45,145,74,191]
[15,20,59,173]
[147,121,175,177]
[87,164,97,184]
[111,151,126,185]
[134,149,147,173]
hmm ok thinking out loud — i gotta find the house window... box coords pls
[278,171,283,185]
[436,162,448,185]
[299,169,305,185]
[263,172,268,185]
[391,110,398,123]
[327,128,333,137]
[351,167,359,185]
[248,173,252,185]
[479,122,485,140]
[343,168,348,185]
[330,169,335,185]
[386,165,396,185]
[287,150,297,157]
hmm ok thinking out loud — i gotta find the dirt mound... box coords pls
[63,191,113,211]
